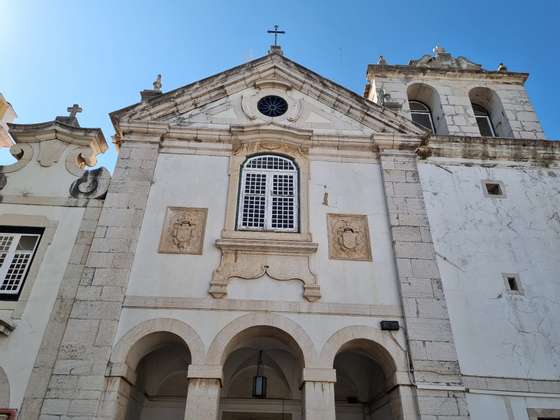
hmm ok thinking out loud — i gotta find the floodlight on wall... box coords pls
[380,320,400,331]
[252,350,267,399]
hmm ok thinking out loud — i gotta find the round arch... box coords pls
[407,82,448,135]
[468,86,513,138]
[206,312,318,367]
[319,325,407,377]
[0,366,9,407]
[111,318,206,369]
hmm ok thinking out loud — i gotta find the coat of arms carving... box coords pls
[159,207,208,255]
[327,214,372,261]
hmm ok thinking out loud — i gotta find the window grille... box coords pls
[238,155,298,232]
[0,231,41,300]
[409,100,435,133]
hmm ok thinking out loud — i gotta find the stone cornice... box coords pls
[118,121,426,160]
[110,53,425,138]
[421,135,560,165]
[215,237,318,255]
[374,133,423,151]
[8,120,107,153]
[123,295,404,318]
[367,64,529,84]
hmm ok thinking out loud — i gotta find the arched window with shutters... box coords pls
[237,154,299,232]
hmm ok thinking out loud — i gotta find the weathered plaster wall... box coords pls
[467,393,560,420]
[0,204,84,409]
[419,161,560,379]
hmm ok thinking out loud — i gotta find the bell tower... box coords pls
[365,46,545,139]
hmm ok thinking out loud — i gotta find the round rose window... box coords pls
[257,95,288,117]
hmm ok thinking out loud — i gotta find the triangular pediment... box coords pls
[110,52,425,137]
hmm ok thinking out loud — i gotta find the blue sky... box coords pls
[1,0,558,171]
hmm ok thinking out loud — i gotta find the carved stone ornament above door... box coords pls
[159,207,208,255]
[327,213,372,261]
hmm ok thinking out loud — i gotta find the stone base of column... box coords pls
[416,387,469,419]
[184,378,221,420]
[303,381,336,420]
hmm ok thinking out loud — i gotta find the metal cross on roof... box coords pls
[267,25,285,47]
[67,104,82,118]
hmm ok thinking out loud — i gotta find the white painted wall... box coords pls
[127,154,400,308]
[0,204,84,408]
[467,393,560,420]
[1,143,87,198]
[419,161,560,380]
[309,160,400,306]
[127,153,229,298]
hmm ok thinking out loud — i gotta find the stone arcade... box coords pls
[0,46,559,420]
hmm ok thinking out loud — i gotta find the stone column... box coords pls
[185,365,223,420]
[184,365,222,420]
[379,146,470,420]
[302,368,336,420]
[184,379,221,420]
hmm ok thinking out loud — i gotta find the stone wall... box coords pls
[27,141,159,420]
[368,72,545,139]
[380,148,469,419]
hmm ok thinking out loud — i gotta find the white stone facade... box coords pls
[0,47,558,420]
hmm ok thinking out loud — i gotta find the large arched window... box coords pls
[472,103,496,137]
[409,100,435,132]
[237,154,299,232]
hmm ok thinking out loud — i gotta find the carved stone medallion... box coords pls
[327,214,372,261]
[159,207,208,255]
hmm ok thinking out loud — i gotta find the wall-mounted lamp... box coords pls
[252,350,267,399]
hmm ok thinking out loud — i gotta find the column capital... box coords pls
[187,364,223,383]
[303,368,336,383]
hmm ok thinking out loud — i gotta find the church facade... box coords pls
[0,46,559,420]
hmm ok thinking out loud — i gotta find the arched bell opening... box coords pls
[333,339,401,420]
[220,326,304,420]
[124,332,191,420]
[407,82,448,135]
[469,86,513,138]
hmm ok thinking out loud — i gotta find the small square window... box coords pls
[503,273,523,295]
[482,180,505,197]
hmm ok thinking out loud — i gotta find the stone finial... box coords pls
[268,45,283,55]
[377,55,387,65]
[153,74,162,91]
[433,45,446,56]
[497,63,508,72]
